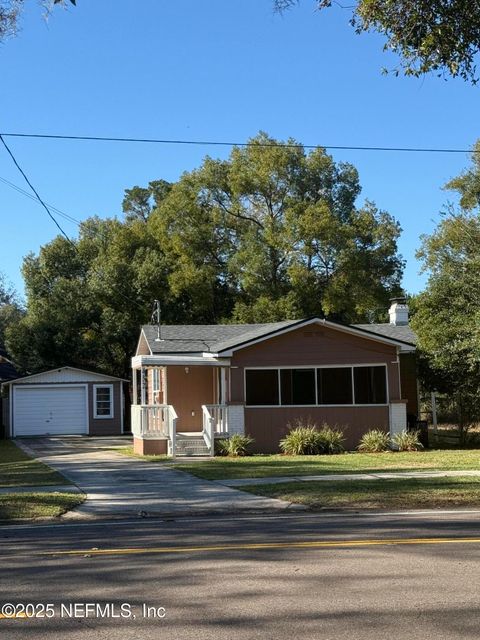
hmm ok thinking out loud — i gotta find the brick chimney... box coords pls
[389,297,409,326]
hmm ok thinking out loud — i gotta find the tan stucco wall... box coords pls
[166,366,214,431]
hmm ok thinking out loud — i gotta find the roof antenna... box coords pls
[151,299,163,342]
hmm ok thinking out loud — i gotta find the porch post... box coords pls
[140,366,146,405]
[163,366,168,405]
[221,367,228,404]
[132,367,138,405]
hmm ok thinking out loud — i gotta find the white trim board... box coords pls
[4,366,127,386]
[93,383,114,420]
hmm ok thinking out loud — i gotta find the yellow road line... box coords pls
[0,613,28,619]
[41,536,480,557]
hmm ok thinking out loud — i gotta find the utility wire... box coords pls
[0,131,477,154]
[0,134,75,244]
[0,175,82,226]
[0,135,147,312]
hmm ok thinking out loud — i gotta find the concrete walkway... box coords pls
[15,437,305,519]
[215,469,480,487]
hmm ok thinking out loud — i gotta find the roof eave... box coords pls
[2,366,129,385]
[216,317,416,356]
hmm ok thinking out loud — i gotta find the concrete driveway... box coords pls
[17,437,302,519]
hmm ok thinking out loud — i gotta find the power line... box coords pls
[0,175,82,226]
[0,131,477,154]
[0,135,147,312]
[0,134,75,245]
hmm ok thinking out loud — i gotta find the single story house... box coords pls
[131,298,417,456]
[2,367,127,437]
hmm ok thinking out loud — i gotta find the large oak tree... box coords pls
[275,1,480,83]
[6,133,405,375]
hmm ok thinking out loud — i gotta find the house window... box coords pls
[245,365,388,406]
[94,385,114,419]
[152,368,161,393]
[353,366,387,404]
[245,369,279,406]
[280,369,316,405]
[317,368,353,405]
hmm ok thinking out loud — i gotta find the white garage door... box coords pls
[14,386,87,436]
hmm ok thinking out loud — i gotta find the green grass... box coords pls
[0,441,71,488]
[176,449,480,480]
[241,477,480,511]
[0,492,84,521]
[116,446,170,461]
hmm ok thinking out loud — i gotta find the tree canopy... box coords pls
[411,142,480,429]
[0,0,75,43]
[0,272,23,352]
[5,133,405,377]
[275,1,480,83]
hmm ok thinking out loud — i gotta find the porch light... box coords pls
[185,367,190,374]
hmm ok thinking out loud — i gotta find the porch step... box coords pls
[174,435,211,457]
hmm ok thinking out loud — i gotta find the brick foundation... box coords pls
[133,437,168,456]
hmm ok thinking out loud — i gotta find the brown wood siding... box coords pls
[245,406,389,453]
[229,324,399,452]
[230,325,400,402]
[166,366,214,431]
[88,381,123,435]
[399,353,419,418]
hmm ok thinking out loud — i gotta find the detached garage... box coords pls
[2,367,127,438]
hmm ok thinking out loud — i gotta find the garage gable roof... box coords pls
[3,366,128,386]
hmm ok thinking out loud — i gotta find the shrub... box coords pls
[216,434,254,457]
[317,425,345,454]
[357,429,390,453]
[392,429,423,452]
[280,423,323,455]
[280,420,345,455]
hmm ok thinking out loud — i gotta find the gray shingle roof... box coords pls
[141,319,416,355]
[142,321,295,354]
[353,323,417,345]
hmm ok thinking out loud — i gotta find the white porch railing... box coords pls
[131,404,178,458]
[202,404,228,457]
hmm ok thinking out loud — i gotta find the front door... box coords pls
[165,365,214,432]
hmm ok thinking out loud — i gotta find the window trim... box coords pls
[244,364,389,408]
[152,368,161,394]
[93,384,114,419]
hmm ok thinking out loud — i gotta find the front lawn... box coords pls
[0,492,84,521]
[116,446,170,462]
[0,441,71,488]
[241,476,480,510]
[176,449,480,481]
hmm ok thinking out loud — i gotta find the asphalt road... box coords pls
[2,510,480,639]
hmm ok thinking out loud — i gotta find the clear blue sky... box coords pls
[1,0,479,300]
